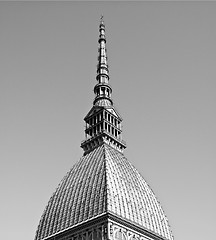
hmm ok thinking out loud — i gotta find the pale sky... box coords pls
[1,2,216,240]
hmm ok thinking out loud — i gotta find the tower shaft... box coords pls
[94,16,113,106]
[81,17,126,155]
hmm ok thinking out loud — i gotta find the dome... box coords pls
[35,144,173,240]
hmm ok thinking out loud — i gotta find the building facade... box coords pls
[35,17,173,240]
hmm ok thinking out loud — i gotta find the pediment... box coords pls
[106,106,122,120]
[84,106,103,120]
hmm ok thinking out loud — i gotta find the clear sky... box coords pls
[1,1,216,240]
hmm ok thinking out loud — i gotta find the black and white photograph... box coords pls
[1,2,215,240]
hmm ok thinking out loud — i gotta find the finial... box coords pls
[100,15,105,26]
[100,15,104,23]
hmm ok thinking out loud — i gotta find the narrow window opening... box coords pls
[114,119,117,126]
[101,87,105,96]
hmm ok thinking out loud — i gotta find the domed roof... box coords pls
[35,144,173,240]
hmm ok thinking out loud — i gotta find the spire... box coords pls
[81,17,126,155]
[93,16,113,106]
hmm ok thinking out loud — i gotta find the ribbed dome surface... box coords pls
[94,98,112,107]
[35,144,173,240]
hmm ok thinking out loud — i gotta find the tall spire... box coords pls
[81,17,126,155]
[93,16,113,106]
